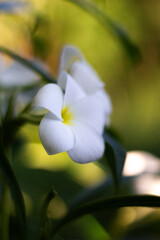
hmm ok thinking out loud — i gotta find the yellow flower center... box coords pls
[61,106,74,125]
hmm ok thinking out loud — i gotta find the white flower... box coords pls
[32,72,106,163]
[0,55,41,88]
[0,55,47,116]
[59,45,112,125]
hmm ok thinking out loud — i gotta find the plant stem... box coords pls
[0,146,12,240]
[0,178,11,240]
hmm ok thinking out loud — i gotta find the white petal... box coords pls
[95,89,112,115]
[94,89,112,126]
[32,84,63,119]
[0,54,6,74]
[58,72,85,106]
[68,122,105,163]
[0,92,7,117]
[39,112,75,155]
[70,93,107,134]
[70,61,104,95]
[0,62,40,87]
[59,45,84,74]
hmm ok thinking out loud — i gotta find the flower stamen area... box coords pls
[61,106,74,125]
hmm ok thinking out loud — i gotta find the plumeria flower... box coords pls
[0,55,40,88]
[0,55,47,116]
[59,45,112,125]
[32,72,106,163]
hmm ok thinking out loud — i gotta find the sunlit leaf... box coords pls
[0,46,56,83]
[64,0,141,63]
[123,211,160,239]
[52,194,160,236]
[103,131,126,190]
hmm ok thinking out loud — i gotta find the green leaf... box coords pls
[52,194,160,236]
[37,187,57,240]
[0,142,26,228]
[103,131,126,190]
[64,0,141,63]
[0,46,56,83]
[4,91,16,122]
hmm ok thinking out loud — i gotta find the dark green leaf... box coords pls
[0,143,26,230]
[37,187,57,240]
[64,0,141,63]
[103,131,126,189]
[69,177,114,208]
[52,194,160,236]
[0,46,56,83]
[4,91,18,122]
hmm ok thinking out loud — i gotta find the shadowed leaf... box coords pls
[52,194,160,236]
[37,187,57,240]
[103,131,126,189]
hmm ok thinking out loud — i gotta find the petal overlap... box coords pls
[39,112,75,155]
[70,61,104,95]
[32,83,63,119]
[68,121,105,163]
[59,45,104,95]
[59,45,84,74]
[70,93,106,134]
[58,72,85,106]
